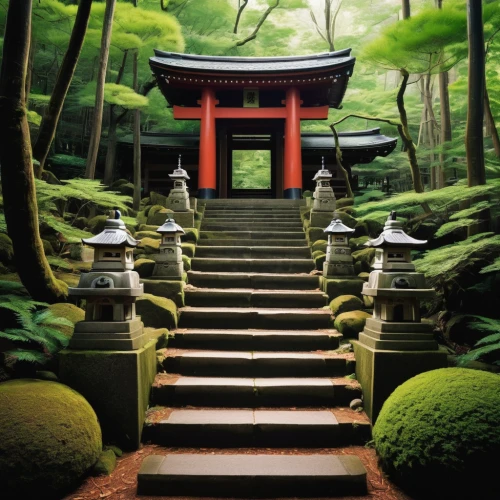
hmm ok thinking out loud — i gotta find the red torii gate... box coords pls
[150,50,355,199]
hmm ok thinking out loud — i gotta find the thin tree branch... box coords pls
[234,0,249,34]
[235,0,280,47]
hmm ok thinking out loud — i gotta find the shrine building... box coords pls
[139,50,397,199]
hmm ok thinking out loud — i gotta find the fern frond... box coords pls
[4,349,49,364]
[474,332,500,347]
[434,218,476,238]
[0,281,27,295]
[3,328,50,347]
[33,309,74,328]
[449,201,496,220]
[456,343,500,366]
[480,257,500,274]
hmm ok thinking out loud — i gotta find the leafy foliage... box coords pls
[456,317,500,366]
[0,281,72,379]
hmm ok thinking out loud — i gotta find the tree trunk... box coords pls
[85,0,116,179]
[484,86,500,157]
[402,0,410,19]
[0,0,68,303]
[33,0,93,177]
[103,50,129,185]
[330,125,353,198]
[133,50,142,211]
[438,70,451,188]
[397,69,425,193]
[465,0,486,187]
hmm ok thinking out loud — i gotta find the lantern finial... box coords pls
[178,154,182,168]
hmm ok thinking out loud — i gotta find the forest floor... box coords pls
[62,443,414,500]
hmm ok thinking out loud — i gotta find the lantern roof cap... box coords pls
[156,218,185,234]
[365,211,427,248]
[324,214,355,234]
[169,167,190,180]
[82,214,140,248]
[313,168,332,181]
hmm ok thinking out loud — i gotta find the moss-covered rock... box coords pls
[142,279,185,307]
[358,272,370,282]
[373,368,500,498]
[134,258,155,278]
[182,254,191,271]
[312,239,328,253]
[352,247,376,266]
[320,277,364,301]
[150,191,168,207]
[46,303,85,338]
[0,379,102,498]
[92,449,116,476]
[87,215,108,235]
[329,295,364,316]
[349,236,370,251]
[118,182,134,196]
[73,216,89,230]
[136,293,178,329]
[144,327,169,349]
[338,206,356,217]
[137,237,160,254]
[147,204,166,218]
[136,210,148,226]
[312,251,326,270]
[108,178,128,190]
[181,242,196,257]
[41,239,55,256]
[336,197,354,208]
[181,228,199,244]
[306,227,325,245]
[333,310,371,338]
[363,218,384,237]
[335,211,357,229]
[135,230,161,240]
[147,208,175,226]
[0,233,14,264]
[138,224,161,232]
[353,221,369,237]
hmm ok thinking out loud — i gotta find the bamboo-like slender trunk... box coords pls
[85,0,116,179]
[33,0,93,177]
[133,50,142,211]
[0,0,68,303]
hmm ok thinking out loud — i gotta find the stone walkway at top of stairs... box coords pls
[138,199,371,498]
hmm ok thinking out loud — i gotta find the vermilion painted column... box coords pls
[283,87,302,199]
[198,88,217,199]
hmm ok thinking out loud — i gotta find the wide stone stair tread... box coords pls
[151,374,360,407]
[169,328,341,350]
[184,288,327,307]
[202,223,304,230]
[194,246,312,258]
[191,257,315,274]
[162,349,352,377]
[137,454,368,497]
[186,271,321,289]
[142,408,371,447]
[199,230,306,240]
[197,238,310,247]
[202,215,301,220]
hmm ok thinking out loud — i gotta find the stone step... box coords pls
[191,258,314,273]
[184,288,327,308]
[202,222,304,230]
[199,230,305,240]
[202,213,301,220]
[197,238,309,247]
[138,454,367,497]
[151,374,361,407]
[200,199,305,208]
[186,271,321,289]
[194,246,311,259]
[178,306,332,329]
[169,328,341,351]
[162,350,352,377]
[142,408,371,447]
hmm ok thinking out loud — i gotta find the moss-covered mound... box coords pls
[329,295,364,316]
[46,302,85,337]
[136,293,178,329]
[0,379,102,498]
[333,310,370,338]
[372,367,500,498]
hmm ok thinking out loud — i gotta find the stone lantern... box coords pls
[152,217,185,280]
[68,212,147,350]
[166,154,190,211]
[323,213,355,277]
[310,157,336,227]
[354,210,447,422]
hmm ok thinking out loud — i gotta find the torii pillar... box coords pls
[198,88,217,199]
[284,87,302,199]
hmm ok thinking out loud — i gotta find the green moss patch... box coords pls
[312,239,328,253]
[47,303,85,338]
[0,233,14,264]
[135,231,161,240]
[92,449,116,476]
[181,242,196,257]
[142,279,185,307]
[333,310,371,338]
[0,379,102,497]
[137,237,160,254]
[181,228,199,243]
[136,293,178,329]
[329,295,364,316]
[373,367,500,498]
[134,259,155,278]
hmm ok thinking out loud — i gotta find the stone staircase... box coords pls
[138,199,371,498]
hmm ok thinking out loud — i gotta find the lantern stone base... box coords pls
[320,276,364,301]
[152,261,184,281]
[323,262,355,277]
[359,318,439,350]
[69,318,148,350]
[310,211,334,228]
[59,338,157,450]
[353,340,448,423]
